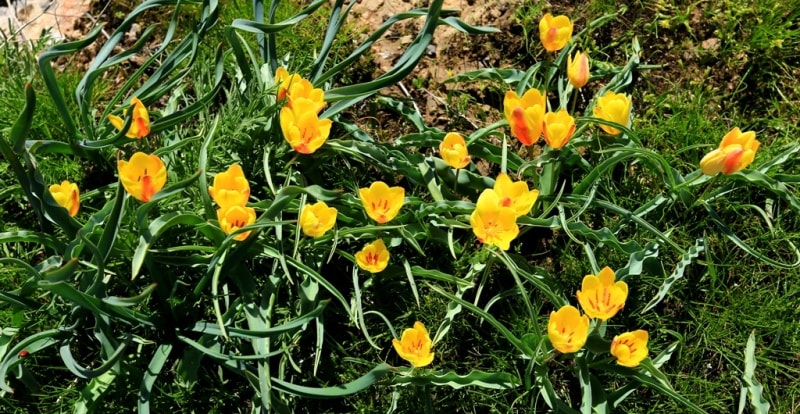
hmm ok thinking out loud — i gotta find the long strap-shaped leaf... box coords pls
[138,344,173,414]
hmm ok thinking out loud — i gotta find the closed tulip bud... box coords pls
[49,180,80,217]
[299,201,337,238]
[439,132,470,169]
[593,92,632,135]
[539,13,573,52]
[567,51,590,88]
[503,89,546,146]
[699,127,760,175]
[543,109,576,149]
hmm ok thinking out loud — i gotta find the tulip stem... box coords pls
[691,174,721,209]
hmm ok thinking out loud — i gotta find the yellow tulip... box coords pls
[610,330,649,368]
[49,180,80,217]
[355,239,390,273]
[439,132,470,169]
[208,164,250,209]
[299,201,337,238]
[547,305,590,354]
[359,181,405,224]
[543,109,576,149]
[567,51,590,89]
[118,152,167,202]
[217,205,256,241]
[576,266,628,321]
[593,92,632,135]
[279,99,333,154]
[699,127,760,175]
[539,13,573,52]
[392,321,435,368]
[469,189,519,250]
[493,173,539,218]
[275,67,326,113]
[503,89,546,146]
[107,97,150,139]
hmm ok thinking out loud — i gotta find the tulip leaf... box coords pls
[739,331,771,414]
[138,344,173,414]
[36,281,154,327]
[10,83,35,152]
[59,336,129,379]
[269,363,393,399]
[132,212,206,279]
[191,300,329,340]
[74,370,117,414]
[642,238,704,313]
[0,329,63,393]
[391,369,519,390]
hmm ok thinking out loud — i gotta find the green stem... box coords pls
[690,174,721,209]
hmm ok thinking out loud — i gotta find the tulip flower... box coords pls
[299,201,337,238]
[610,330,649,368]
[280,99,333,154]
[593,92,632,135]
[548,305,590,354]
[217,205,256,241]
[108,97,150,139]
[208,164,250,209]
[699,127,760,175]
[439,132,470,169]
[576,266,628,321]
[492,173,539,218]
[49,180,80,217]
[118,152,167,202]
[275,67,325,113]
[567,51,590,88]
[504,89,546,146]
[469,189,519,250]
[392,321,435,368]
[539,13,573,52]
[355,239,390,273]
[359,181,405,224]
[543,109,576,149]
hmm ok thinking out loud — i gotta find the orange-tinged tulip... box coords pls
[547,305,590,354]
[543,109,576,149]
[108,97,150,139]
[299,201,337,238]
[567,51,590,88]
[392,321,435,368]
[699,127,760,175]
[493,173,539,218]
[359,181,405,224]
[208,164,250,209]
[504,89,546,146]
[469,189,519,250]
[355,239,390,273]
[576,266,628,321]
[593,92,632,135]
[275,67,325,113]
[49,180,80,217]
[439,132,470,169]
[217,205,256,241]
[539,13,573,52]
[118,152,167,202]
[610,330,649,367]
[280,99,333,154]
